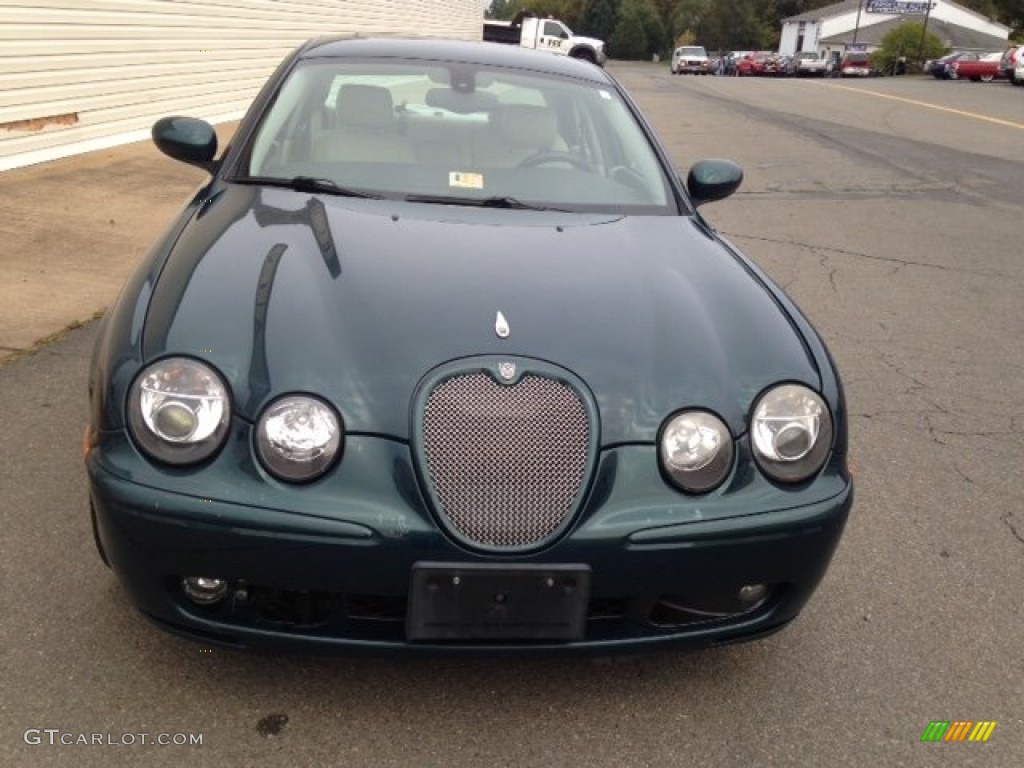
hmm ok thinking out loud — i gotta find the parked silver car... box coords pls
[792,51,828,76]
[1000,45,1024,85]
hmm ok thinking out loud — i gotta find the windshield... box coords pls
[676,47,706,57]
[242,58,673,214]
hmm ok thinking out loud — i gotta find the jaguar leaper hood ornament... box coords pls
[495,311,510,339]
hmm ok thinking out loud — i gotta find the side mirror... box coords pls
[686,159,743,207]
[152,116,217,172]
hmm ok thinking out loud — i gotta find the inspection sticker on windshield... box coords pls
[449,172,484,190]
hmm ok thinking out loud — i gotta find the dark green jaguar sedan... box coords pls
[85,37,852,653]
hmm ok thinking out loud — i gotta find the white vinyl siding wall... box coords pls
[0,0,483,170]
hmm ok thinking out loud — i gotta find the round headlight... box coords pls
[128,358,231,465]
[751,384,833,483]
[256,395,342,482]
[659,410,734,494]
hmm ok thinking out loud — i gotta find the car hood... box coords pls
[572,35,605,49]
[143,185,819,444]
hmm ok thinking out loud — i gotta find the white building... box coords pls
[0,0,483,171]
[779,0,1009,60]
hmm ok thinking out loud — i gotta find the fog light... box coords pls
[182,576,228,605]
[738,584,768,604]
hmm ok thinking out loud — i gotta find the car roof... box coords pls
[298,36,612,84]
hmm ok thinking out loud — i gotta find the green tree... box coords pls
[775,0,836,19]
[667,0,711,48]
[700,0,776,51]
[488,0,586,26]
[585,0,621,41]
[606,0,667,58]
[871,22,946,73]
[996,0,1024,39]
[486,0,515,20]
[609,3,649,58]
[635,0,668,55]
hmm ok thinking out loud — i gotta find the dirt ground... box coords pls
[0,123,237,364]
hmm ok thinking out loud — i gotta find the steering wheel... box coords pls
[518,150,594,172]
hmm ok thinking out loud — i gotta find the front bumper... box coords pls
[87,431,852,655]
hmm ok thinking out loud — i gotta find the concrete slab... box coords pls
[0,123,237,363]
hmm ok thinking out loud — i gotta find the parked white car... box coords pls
[671,46,710,75]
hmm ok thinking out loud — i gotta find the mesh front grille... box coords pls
[422,372,590,549]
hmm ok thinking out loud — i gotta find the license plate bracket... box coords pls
[406,562,591,642]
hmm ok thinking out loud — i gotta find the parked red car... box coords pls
[946,52,1003,82]
[736,52,770,76]
[838,52,873,77]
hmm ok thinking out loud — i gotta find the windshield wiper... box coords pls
[232,175,382,199]
[405,194,570,212]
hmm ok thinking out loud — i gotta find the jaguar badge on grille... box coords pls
[498,361,516,381]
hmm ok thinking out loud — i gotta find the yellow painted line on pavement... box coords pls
[820,82,1024,130]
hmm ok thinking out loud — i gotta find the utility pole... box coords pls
[852,0,864,45]
[916,1,935,65]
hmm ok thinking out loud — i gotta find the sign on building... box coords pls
[865,1,934,13]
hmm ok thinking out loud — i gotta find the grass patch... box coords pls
[0,309,106,368]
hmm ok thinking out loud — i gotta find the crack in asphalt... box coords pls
[853,410,1019,450]
[1002,511,1024,545]
[723,231,1018,280]
[953,465,1024,546]
[878,355,936,396]
[735,182,1016,211]
[923,413,1021,445]
[854,355,1024,448]
[952,463,975,485]
[819,253,839,293]
[736,182,958,201]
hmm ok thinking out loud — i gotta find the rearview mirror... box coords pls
[686,159,743,206]
[152,116,218,172]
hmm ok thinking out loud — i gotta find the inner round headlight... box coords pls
[751,384,833,483]
[659,410,734,494]
[128,358,231,465]
[256,395,342,482]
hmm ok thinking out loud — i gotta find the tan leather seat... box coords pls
[473,104,567,169]
[314,83,414,164]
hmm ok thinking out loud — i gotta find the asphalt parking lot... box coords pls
[1,64,1022,767]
